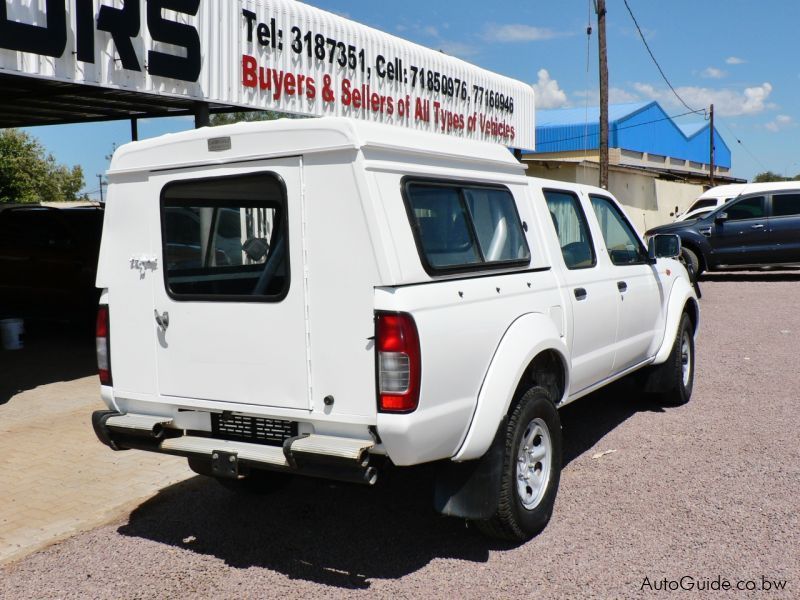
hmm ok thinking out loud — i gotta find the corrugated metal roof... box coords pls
[533,101,731,168]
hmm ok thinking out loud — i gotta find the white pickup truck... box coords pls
[92,118,698,541]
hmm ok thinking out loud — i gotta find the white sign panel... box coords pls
[0,0,536,148]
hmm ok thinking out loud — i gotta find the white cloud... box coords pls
[483,24,562,43]
[765,114,794,132]
[422,25,439,37]
[533,69,568,109]
[632,82,774,117]
[436,41,478,58]
[610,87,641,103]
[725,56,746,65]
[701,67,726,79]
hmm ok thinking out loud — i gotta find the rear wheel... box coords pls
[475,386,562,542]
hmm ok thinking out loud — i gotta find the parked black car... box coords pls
[0,204,104,321]
[645,188,800,276]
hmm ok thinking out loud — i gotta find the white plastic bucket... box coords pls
[0,318,24,350]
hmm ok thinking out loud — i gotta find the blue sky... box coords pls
[24,0,798,198]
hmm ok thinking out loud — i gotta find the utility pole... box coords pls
[597,0,609,189]
[97,174,105,203]
[709,103,715,187]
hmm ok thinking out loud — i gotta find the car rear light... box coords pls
[376,312,420,413]
[96,305,111,385]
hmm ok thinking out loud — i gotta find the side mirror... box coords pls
[648,234,682,262]
[715,212,728,223]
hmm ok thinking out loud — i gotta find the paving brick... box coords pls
[0,374,191,566]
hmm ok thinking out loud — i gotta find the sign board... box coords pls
[0,0,536,148]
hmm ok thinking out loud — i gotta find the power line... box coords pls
[622,0,700,115]
[714,118,769,173]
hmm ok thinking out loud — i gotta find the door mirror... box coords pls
[714,211,728,223]
[647,234,682,261]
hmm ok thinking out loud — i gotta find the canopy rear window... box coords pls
[160,173,289,302]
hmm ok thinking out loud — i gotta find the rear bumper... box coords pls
[92,410,379,485]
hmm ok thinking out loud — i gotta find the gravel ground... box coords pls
[2,273,799,599]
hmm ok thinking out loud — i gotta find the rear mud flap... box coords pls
[433,417,507,520]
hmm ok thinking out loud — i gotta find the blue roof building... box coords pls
[521,102,744,233]
[527,101,735,178]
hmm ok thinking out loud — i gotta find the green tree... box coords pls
[752,170,790,183]
[0,129,87,203]
[209,110,304,127]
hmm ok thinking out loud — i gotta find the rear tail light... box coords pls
[96,305,112,385]
[376,312,420,413]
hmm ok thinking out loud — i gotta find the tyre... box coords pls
[658,313,695,406]
[681,247,701,280]
[475,386,562,542]
[187,457,292,494]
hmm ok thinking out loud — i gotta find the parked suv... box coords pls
[646,185,800,275]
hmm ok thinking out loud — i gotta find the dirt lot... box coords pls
[1,273,798,599]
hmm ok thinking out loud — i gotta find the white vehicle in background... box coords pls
[92,118,699,542]
[675,181,800,222]
[675,184,745,222]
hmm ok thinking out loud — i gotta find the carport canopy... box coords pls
[0,72,237,136]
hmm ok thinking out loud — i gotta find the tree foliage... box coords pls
[752,170,800,183]
[0,129,86,204]
[209,110,303,127]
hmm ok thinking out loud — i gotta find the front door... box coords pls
[589,195,663,373]
[152,159,311,410]
[707,195,770,266]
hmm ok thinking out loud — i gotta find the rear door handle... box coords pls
[617,281,628,293]
[751,224,764,229]
[574,288,588,301]
[154,310,170,330]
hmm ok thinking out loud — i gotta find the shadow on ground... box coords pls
[118,466,496,589]
[0,319,96,405]
[559,379,665,466]
[699,271,800,283]
[117,381,665,588]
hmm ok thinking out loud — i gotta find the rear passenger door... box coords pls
[543,190,617,394]
[768,192,800,263]
[589,195,663,373]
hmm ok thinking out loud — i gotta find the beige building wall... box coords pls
[524,161,705,234]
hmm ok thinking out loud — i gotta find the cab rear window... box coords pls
[160,173,289,301]
[403,180,530,274]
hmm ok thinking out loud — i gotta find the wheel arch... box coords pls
[681,237,707,271]
[453,312,568,462]
[653,278,700,365]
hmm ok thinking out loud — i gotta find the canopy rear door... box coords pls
[152,160,310,410]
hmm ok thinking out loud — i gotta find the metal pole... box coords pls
[130,117,139,141]
[597,0,609,190]
[97,174,104,203]
[709,104,715,187]
[194,102,210,128]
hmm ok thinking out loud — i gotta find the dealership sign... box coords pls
[0,0,536,148]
